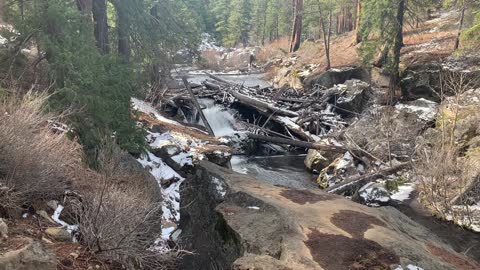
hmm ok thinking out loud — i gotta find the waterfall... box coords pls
[198,99,236,137]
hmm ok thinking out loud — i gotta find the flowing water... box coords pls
[185,69,480,261]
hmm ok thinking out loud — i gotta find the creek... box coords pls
[182,68,480,261]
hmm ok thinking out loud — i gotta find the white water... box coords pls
[198,99,237,137]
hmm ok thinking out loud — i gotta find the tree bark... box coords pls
[76,0,92,14]
[92,0,109,54]
[248,134,346,152]
[319,6,332,70]
[114,0,130,62]
[454,2,466,51]
[289,0,303,52]
[355,0,362,44]
[389,0,405,102]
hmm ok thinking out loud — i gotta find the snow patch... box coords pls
[211,176,227,198]
[391,184,415,202]
[51,205,79,241]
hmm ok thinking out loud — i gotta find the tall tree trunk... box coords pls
[289,0,303,52]
[92,0,109,54]
[115,0,130,62]
[319,6,332,70]
[355,0,362,44]
[390,0,405,102]
[76,0,92,14]
[454,2,466,51]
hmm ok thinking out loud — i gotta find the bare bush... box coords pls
[414,70,480,230]
[198,49,224,71]
[0,92,81,209]
[73,144,177,269]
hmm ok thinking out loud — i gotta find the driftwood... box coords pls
[248,134,346,152]
[182,77,215,136]
[325,162,411,194]
[205,72,299,117]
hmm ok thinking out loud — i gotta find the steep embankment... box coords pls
[179,161,479,270]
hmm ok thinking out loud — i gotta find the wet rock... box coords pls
[201,147,232,167]
[304,66,370,89]
[180,161,468,270]
[353,182,391,207]
[0,238,56,270]
[233,254,293,270]
[304,138,344,172]
[45,227,71,242]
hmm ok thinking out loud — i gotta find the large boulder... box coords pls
[401,63,480,102]
[304,66,370,89]
[304,138,344,172]
[317,152,360,189]
[180,161,480,270]
[0,238,56,270]
[335,79,372,116]
[353,182,391,207]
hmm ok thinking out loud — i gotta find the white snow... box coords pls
[51,205,79,240]
[391,184,415,201]
[199,33,225,52]
[131,98,180,125]
[171,152,193,167]
[395,265,424,270]
[211,176,227,198]
[336,152,353,170]
[395,98,438,121]
[137,151,185,239]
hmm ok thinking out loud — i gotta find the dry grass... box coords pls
[256,38,290,64]
[198,49,224,71]
[0,92,179,268]
[0,92,82,211]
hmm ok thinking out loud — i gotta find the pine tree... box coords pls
[250,0,268,45]
[211,0,231,43]
[225,0,252,47]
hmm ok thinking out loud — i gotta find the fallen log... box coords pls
[325,162,411,194]
[182,77,215,136]
[248,134,347,152]
[205,72,299,117]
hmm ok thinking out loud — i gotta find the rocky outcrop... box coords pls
[304,67,370,89]
[0,238,56,270]
[179,161,479,270]
[401,63,480,102]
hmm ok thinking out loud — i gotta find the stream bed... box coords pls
[183,68,480,261]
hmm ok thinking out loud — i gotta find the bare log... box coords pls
[325,162,411,194]
[205,72,299,117]
[248,134,346,152]
[182,77,215,136]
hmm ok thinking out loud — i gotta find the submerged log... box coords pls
[248,134,346,152]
